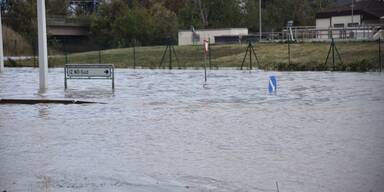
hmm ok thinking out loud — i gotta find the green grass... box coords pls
[6,41,382,72]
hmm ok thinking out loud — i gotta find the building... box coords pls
[315,0,384,39]
[178,28,248,45]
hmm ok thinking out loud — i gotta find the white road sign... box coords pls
[65,64,113,78]
[66,68,111,77]
[64,64,115,89]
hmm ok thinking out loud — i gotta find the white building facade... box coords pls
[178,28,248,45]
[315,0,384,40]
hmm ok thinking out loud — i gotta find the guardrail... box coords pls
[47,16,91,25]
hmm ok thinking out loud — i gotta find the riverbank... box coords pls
[4,41,382,72]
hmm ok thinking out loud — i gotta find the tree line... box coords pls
[1,0,336,49]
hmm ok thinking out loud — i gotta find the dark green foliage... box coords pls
[3,0,37,45]
[90,0,178,48]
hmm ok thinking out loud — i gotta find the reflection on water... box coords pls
[64,88,115,99]
[1,68,384,192]
[38,105,50,119]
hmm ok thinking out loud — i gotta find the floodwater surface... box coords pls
[1,68,384,192]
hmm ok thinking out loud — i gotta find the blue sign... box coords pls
[269,76,277,94]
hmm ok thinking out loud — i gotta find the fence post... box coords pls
[249,44,252,70]
[65,52,68,64]
[98,49,101,64]
[63,38,68,64]
[288,39,291,65]
[169,41,172,70]
[33,39,37,67]
[133,39,136,69]
[332,38,335,71]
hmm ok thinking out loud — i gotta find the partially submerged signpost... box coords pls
[203,39,209,83]
[64,64,115,89]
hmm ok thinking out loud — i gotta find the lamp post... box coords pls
[37,0,48,90]
[259,0,262,41]
[0,9,4,72]
[351,0,354,25]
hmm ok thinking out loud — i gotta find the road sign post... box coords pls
[64,64,115,89]
[204,39,209,83]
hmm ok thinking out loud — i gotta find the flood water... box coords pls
[1,68,384,192]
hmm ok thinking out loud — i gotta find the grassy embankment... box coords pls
[6,41,381,71]
[3,26,33,56]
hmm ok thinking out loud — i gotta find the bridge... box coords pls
[47,0,100,37]
[47,16,90,37]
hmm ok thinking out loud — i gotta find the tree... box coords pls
[177,0,244,29]
[90,1,119,48]
[206,0,243,28]
[177,0,204,29]
[46,0,69,16]
[244,0,259,32]
[150,2,178,44]
[91,0,155,47]
[3,0,37,45]
[112,5,155,46]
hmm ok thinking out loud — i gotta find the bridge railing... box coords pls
[47,15,91,26]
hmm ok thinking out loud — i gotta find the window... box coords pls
[334,23,345,28]
[348,23,359,27]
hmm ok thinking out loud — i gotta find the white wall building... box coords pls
[315,0,384,39]
[178,28,248,45]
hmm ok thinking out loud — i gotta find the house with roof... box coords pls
[315,0,384,39]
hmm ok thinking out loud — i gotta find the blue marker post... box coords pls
[268,76,277,94]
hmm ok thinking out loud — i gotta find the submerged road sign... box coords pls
[268,76,277,94]
[65,64,115,89]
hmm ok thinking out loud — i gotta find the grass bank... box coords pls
[6,41,382,72]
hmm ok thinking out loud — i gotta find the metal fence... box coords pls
[280,25,382,42]
[3,32,383,72]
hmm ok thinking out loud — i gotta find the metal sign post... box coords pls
[64,64,115,89]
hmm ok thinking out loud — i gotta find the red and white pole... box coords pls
[203,39,209,83]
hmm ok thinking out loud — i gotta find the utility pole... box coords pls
[37,0,48,90]
[351,0,354,25]
[259,0,262,41]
